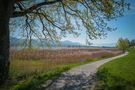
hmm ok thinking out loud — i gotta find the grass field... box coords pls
[0,48,122,90]
[96,48,135,90]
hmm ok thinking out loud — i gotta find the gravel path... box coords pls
[45,53,128,90]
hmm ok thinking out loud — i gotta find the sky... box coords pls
[61,0,135,46]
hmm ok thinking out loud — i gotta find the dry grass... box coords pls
[3,48,122,90]
[10,48,122,61]
[10,48,122,76]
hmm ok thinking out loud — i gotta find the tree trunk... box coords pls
[0,0,14,85]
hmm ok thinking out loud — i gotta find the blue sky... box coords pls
[62,0,135,46]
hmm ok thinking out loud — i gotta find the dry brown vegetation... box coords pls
[1,48,122,90]
[10,48,122,77]
[11,48,122,62]
[9,48,122,77]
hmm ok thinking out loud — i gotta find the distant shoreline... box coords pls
[10,46,116,50]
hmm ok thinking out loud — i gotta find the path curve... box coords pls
[45,52,128,90]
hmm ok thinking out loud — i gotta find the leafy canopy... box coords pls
[10,0,130,45]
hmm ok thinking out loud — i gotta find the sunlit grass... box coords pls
[96,48,135,90]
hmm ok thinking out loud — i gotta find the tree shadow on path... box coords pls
[46,72,96,90]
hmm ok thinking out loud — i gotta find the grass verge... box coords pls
[96,48,135,90]
[0,58,98,90]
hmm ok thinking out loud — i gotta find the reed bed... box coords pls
[2,48,122,90]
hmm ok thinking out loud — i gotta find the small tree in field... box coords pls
[117,38,130,52]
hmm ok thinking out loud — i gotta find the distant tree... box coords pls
[130,40,135,47]
[0,0,130,84]
[117,38,130,51]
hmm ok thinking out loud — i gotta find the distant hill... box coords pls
[10,37,82,48]
[60,40,82,46]
[10,37,115,48]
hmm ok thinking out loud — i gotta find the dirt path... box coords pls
[45,53,128,90]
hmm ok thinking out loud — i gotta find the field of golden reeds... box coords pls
[1,48,122,90]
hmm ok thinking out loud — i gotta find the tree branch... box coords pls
[12,0,62,17]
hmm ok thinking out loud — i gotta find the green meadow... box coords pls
[96,48,135,90]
